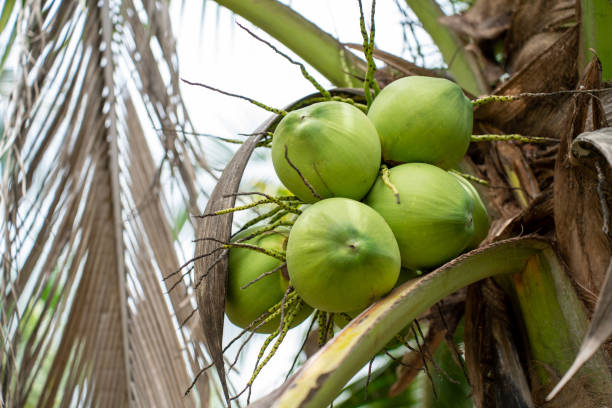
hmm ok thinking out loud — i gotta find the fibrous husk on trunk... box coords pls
[554,56,610,315]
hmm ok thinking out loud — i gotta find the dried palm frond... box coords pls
[1,0,215,406]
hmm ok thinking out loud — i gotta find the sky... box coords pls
[166,1,443,404]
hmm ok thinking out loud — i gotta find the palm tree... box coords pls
[194,0,612,407]
[2,0,611,407]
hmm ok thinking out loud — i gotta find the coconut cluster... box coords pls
[225,76,489,331]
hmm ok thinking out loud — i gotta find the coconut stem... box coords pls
[174,255,222,293]
[240,263,287,290]
[411,324,438,400]
[223,242,286,261]
[339,313,352,325]
[238,207,283,233]
[471,94,519,106]
[225,292,299,352]
[296,96,368,113]
[358,0,372,107]
[472,88,612,107]
[237,131,274,147]
[226,191,304,215]
[358,0,380,107]
[190,237,285,261]
[198,197,286,217]
[365,357,375,399]
[381,164,401,204]
[318,311,329,346]
[267,209,292,225]
[185,361,215,396]
[470,134,557,144]
[326,313,336,341]
[449,169,490,186]
[285,312,318,380]
[226,311,279,373]
[284,145,323,200]
[234,221,293,244]
[236,22,331,100]
[246,300,303,404]
[368,0,381,96]
[226,293,300,378]
[181,78,287,116]
[193,253,227,290]
[200,195,300,219]
[163,246,226,284]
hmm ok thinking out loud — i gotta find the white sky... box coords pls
[176,1,413,135]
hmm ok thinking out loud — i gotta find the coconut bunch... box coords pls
[224,76,490,337]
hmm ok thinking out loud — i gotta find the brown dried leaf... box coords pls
[465,279,537,408]
[547,125,612,400]
[505,0,575,71]
[464,283,490,408]
[1,0,208,405]
[474,26,579,138]
[495,142,541,208]
[510,32,563,73]
[345,43,450,79]
[194,132,265,404]
[553,56,610,314]
[494,188,555,241]
[438,0,516,40]
[465,42,505,87]
[486,281,535,408]
[602,86,612,124]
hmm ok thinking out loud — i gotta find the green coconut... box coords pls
[364,163,475,269]
[271,101,381,203]
[286,198,401,312]
[367,76,473,169]
[226,227,311,333]
[450,172,490,249]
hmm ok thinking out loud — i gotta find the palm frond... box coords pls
[1,0,214,405]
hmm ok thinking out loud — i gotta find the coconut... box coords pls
[364,163,475,269]
[367,76,473,169]
[271,101,381,203]
[226,227,311,333]
[286,198,401,312]
[450,172,490,249]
